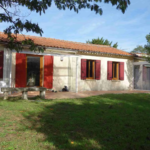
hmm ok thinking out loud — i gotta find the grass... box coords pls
[0,93,150,150]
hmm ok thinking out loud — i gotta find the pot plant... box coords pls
[27,73,36,87]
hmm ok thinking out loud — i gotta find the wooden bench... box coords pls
[1,87,47,100]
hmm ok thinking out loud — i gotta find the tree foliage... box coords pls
[131,45,147,54]
[144,33,150,62]
[131,33,150,54]
[0,0,130,51]
[86,37,118,48]
[145,34,150,53]
[131,33,150,62]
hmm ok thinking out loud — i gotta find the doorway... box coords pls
[26,55,43,87]
[134,65,140,89]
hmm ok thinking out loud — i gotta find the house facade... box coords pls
[0,32,134,93]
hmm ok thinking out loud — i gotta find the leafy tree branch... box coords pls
[0,0,130,51]
[86,37,118,48]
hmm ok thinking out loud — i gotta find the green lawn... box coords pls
[0,93,150,150]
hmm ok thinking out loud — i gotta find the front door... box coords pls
[26,55,43,87]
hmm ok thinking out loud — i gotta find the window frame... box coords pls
[86,60,95,80]
[112,62,119,80]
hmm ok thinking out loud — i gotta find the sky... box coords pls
[0,0,150,52]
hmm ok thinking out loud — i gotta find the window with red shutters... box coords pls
[107,61,124,80]
[81,59,101,80]
[0,51,4,79]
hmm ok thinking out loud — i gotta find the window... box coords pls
[107,61,124,81]
[81,59,101,80]
[112,62,119,80]
[86,60,95,79]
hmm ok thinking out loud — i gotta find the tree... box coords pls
[131,33,150,54]
[145,33,150,53]
[86,37,118,48]
[131,45,147,54]
[145,33,150,62]
[0,0,130,52]
[131,33,150,62]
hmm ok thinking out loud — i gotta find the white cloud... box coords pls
[77,21,105,35]
[114,10,149,26]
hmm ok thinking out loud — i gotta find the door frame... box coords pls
[26,54,44,87]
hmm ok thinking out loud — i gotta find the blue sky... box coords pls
[0,0,150,52]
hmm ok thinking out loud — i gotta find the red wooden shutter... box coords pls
[143,65,147,81]
[107,61,112,80]
[95,60,101,80]
[81,59,86,80]
[15,53,26,87]
[0,51,4,78]
[44,56,53,89]
[119,62,124,80]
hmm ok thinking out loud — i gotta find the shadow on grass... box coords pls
[0,96,24,102]
[28,95,53,102]
[0,95,52,102]
[20,94,150,149]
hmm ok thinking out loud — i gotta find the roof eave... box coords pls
[46,46,132,57]
[0,40,132,57]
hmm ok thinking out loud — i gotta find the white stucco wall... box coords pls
[53,56,70,91]
[53,56,77,92]
[10,53,77,92]
[11,52,16,88]
[76,55,133,91]
[8,51,133,92]
[0,48,4,93]
[52,55,133,92]
[0,47,12,93]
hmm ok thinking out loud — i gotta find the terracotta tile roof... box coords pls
[0,32,131,56]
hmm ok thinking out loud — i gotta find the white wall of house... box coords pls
[10,52,78,92]
[52,54,134,92]
[1,50,134,93]
[0,47,4,93]
[0,47,12,93]
[11,52,16,88]
[53,56,77,92]
[77,55,133,91]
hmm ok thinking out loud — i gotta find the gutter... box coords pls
[46,47,132,57]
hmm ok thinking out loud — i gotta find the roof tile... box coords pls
[0,32,131,56]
